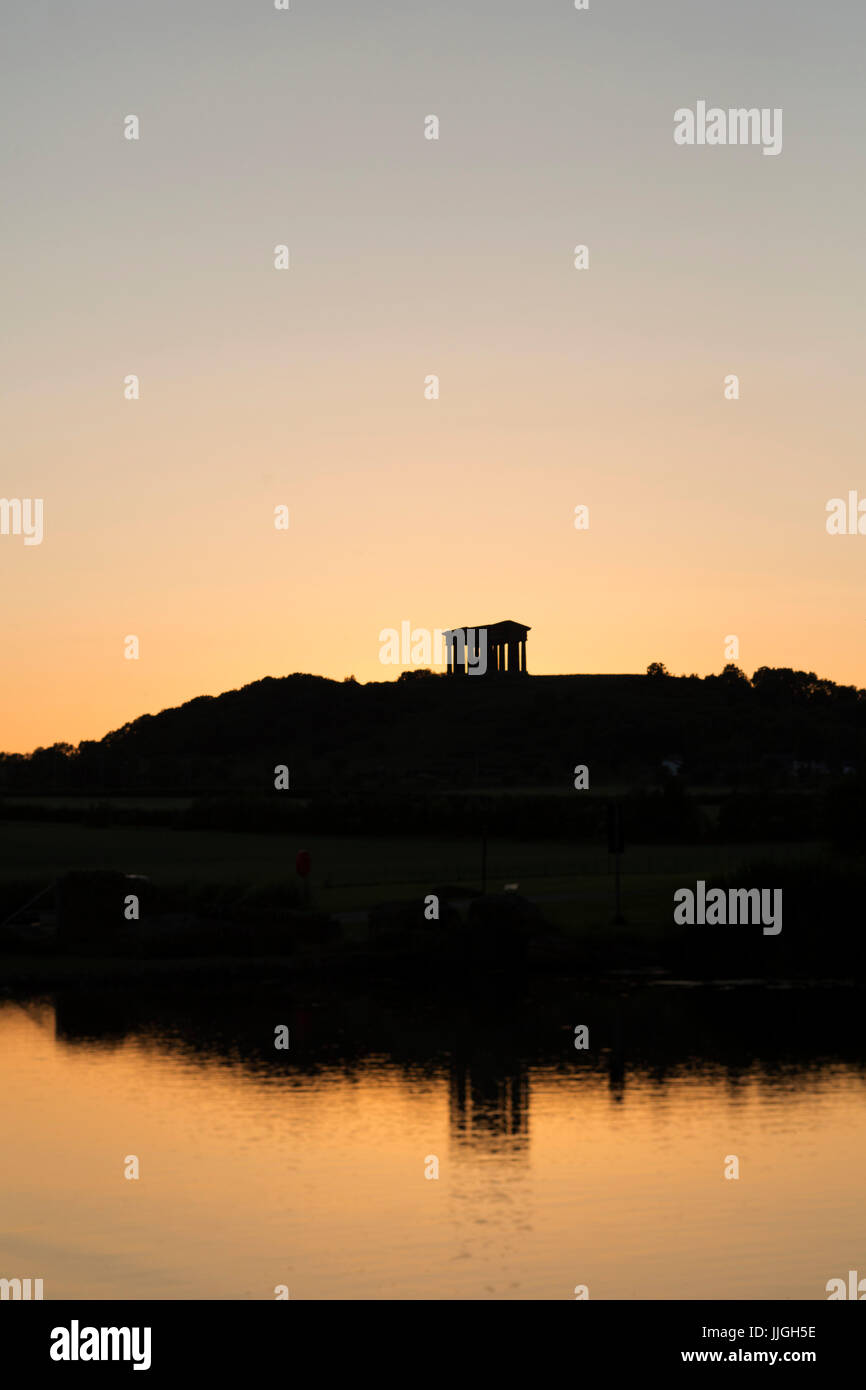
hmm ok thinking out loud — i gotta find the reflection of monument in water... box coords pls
[448,1041,530,1149]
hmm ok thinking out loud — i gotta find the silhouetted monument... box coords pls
[443,620,530,676]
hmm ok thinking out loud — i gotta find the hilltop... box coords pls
[2,666,865,834]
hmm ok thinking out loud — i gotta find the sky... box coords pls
[2,1,865,752]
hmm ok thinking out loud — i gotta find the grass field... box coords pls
[0,817,823,922]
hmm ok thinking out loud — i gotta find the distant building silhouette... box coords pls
[443,620,530,676]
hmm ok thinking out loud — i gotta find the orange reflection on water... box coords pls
[1,1001,864,1300]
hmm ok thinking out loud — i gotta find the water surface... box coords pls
[1,983,863,1299]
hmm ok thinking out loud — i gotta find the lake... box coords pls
[1,979,863,1300]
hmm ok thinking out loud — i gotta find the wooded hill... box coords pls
[3,666,866,848]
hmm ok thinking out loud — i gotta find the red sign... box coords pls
[295,850,312,878]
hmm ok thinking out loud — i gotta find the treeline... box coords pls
[2,665,866,801]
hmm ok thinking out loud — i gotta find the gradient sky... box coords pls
[2,0,865,752]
